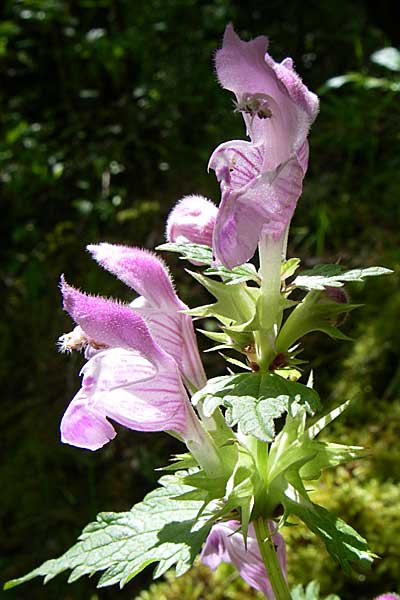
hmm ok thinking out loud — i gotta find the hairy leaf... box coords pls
[283,488,375,574]
[156,242,213,265]
[204,262,260,285]
[193,373,320,442]
[185,271,257,326]
[5,476,210,590]
[294,264,393,291]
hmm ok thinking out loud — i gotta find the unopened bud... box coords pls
[166,195,218,248]
[324,285,348,304]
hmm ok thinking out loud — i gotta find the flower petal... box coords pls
[166,195,218,247]
[60,392,116,451]
[60,276,163,363]
[77,246,207,389]
[79,348,192,435]
[200,525,231,569]
[87,244,183,311]
[212,156,304,268]
[215,24,318,168]
[201,520,286,598]
[130,303,206,390]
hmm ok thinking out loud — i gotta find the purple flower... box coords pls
[201,520,286,598]
[209,25,319,268]
[60,278,202,450]
[166,194,218,248]
[87,244,206,390]
[374,595,400,600]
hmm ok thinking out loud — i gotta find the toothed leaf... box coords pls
[4,475,210,591]
[156,242,213,265]
[294,264,393,291]
[193,373,320,442]
[204,262,260,284]
[283,490,374,574]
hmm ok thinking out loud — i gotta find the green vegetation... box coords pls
[1,0,399,598]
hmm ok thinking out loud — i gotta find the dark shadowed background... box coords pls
[1,0,399,599]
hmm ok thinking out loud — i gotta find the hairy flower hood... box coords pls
[209,25,319,268]
[87,244,206,390]
[215,24,319,168]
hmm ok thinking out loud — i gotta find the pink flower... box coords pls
[201,520,286,598]
[166,194,218,248]
[87,244,206,390]
[374,595,400,600]
[209,25,319,268]
[60,278,202,450]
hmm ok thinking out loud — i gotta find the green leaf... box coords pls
[283,488,375,574]
[294,264,393,291]
[281,258,301,280]
[225,394,290,442]
[267,401,359,484]
[223,446,256,539]
[156,242,213,265]
[276,297,361,352]
[4,475,211,590]
[291,581,341,600]
[299,442,366,480]
[204,262,260,285]
[156,243,260,286]
[194,373,320,442]
[185,271,256,325]
[322,72,400,92]
[159,453,199,472]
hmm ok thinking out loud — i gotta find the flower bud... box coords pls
[166,195,218,247]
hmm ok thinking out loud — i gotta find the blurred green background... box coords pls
[1,0,399,598]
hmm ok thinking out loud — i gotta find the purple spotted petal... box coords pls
[166,195,218,247]
[60,276,162,363]
[87,244,182,311]
[201,520,286,598]
[216,24,319,168]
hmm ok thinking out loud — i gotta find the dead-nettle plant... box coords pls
[5,25,394,600]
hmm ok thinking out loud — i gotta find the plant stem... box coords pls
[254,517,291,600]
[256,232,285,370]
[185,409,224,478]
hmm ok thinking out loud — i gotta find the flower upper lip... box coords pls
[207,25,318,269]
